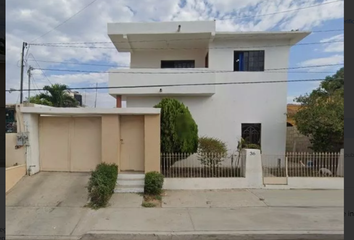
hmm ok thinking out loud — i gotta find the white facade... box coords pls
[108,21,310,154]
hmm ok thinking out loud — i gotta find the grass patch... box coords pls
[142,201,156,208]
[142,194,163,208]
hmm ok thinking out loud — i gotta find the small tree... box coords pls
[198,137,227,169]
[294,68,344,152]
[154,98,198,168]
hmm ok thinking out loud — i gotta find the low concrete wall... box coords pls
[6,165,26,193]
[287,177,344,189]
[6,133,26,167]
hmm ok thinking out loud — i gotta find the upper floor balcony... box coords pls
[108,68,216,97]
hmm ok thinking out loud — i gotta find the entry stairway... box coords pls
[114,172,145,193]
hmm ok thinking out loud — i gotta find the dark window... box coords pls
[234,51,264,72]
[161,60,195,68]
[241,123,261,146]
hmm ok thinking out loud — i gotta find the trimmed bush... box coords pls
[87,163,118,209]
[198,137,228,168]
[144,171,164,195]
[154,98,198,167]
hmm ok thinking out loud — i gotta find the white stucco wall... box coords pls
[125,39,290,155]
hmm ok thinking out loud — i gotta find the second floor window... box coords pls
[161,60,195,68]
[234,51,264,72]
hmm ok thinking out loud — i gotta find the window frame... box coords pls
[234,50,265,72]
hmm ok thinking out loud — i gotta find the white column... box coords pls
[337,148,344,177]
[23,113,40,175]
[243,149,263,188]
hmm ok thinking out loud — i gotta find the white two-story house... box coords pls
[107,20,310,155]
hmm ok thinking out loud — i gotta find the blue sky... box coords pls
[6,0,344,107]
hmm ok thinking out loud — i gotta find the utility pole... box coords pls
[27,66,33,101]
[94,83,98,108]
[20,42,27,103]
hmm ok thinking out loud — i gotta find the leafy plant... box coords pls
[87,163,118,209]
[294,68,344,152]
[154,98,198,168]
[232,138,261,169]
[144,171,164,195]
[198,137,227,168]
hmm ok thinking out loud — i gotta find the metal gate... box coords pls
[261,154,288,185]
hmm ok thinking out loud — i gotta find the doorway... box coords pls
[120,115,145,172]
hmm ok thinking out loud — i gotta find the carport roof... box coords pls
[20,106,160,115]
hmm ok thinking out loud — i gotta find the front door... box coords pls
[120,115,145,172]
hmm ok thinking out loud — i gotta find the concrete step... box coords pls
[116,179,144,186]
[114,185,144,193]
[118,173,145,180]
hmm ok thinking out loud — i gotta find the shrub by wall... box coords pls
[198,137,227,168]
[144,171,164,195]
[87,163,118,209]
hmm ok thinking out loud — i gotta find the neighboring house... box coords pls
[66,90,83,106]
[286,104,312,152]
[107,20,310,155]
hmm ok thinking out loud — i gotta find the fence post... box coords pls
[285,156,289,178]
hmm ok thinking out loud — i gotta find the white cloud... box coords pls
[320,34,344,53]
[298,54,344,72]
[6,0,344,106]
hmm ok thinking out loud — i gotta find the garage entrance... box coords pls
[39,117,101,172]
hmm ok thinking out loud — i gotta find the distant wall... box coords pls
[6,165,26,193]
[6,133,26,167]
[286,126,312,152]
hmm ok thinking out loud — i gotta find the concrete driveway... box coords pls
[6,172,91,239]
[6,174,344,240]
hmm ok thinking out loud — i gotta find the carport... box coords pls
[19,106,161,175]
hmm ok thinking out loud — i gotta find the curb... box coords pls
[82,230,344,240]
[6,236,81,240]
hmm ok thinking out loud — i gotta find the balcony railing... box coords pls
[109,68,216,96]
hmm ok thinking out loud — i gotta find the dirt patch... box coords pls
[142,194,162,208]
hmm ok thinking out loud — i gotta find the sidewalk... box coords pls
[7,188,344,240]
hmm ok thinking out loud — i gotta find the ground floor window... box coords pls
[241,123,261,146]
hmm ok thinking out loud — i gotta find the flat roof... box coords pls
[214,31,311,45]
[20,106,161,115]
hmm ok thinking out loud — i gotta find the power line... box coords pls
[223,0,343,20]
[27,53,53,85]
[32,40,344,50]
[30,29,344,46]
[28,40,343,50]
[30,0,99,43]
[32,65,343,75]
[5,78,343,92]
[26,60,343,70]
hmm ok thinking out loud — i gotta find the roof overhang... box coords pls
[20,106,161,115]
[108,21,216,52]
[214,31,311,45]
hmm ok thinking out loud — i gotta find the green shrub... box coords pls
[87,163,118,209]
[144,171,164,195]
[198,137,227,168]
[154,98,198,168]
